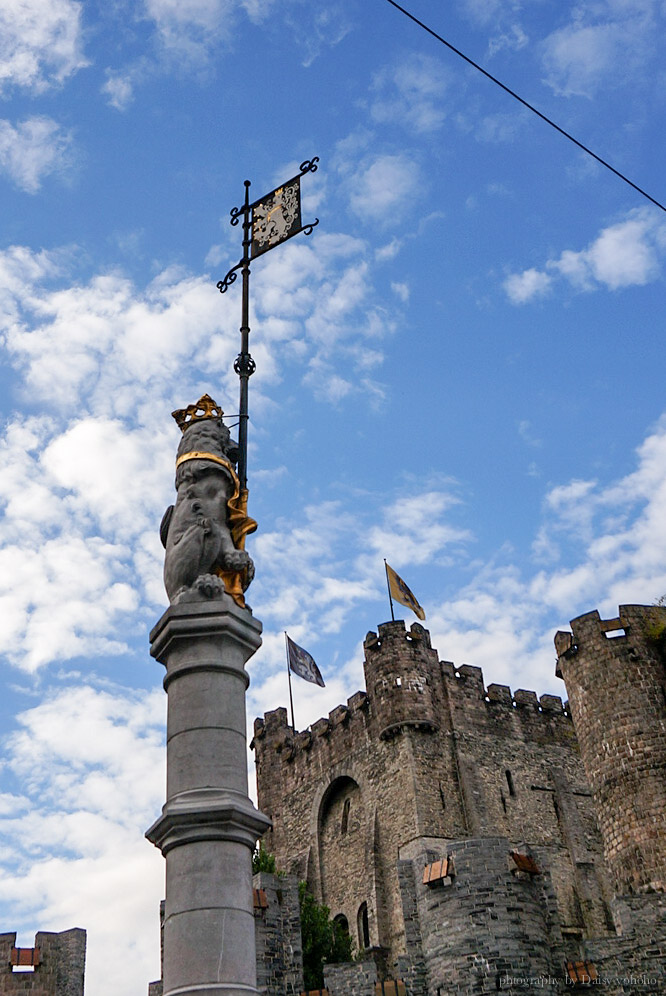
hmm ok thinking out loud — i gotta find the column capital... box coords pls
[150,596,262,667]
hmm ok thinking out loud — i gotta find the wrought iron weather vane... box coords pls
[217,157,320,494]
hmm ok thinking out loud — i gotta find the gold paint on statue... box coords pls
[172,393,224,431]
[175,451,235,472]
[220,484,257,608]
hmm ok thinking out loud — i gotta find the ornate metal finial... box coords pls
[171,393,224,433]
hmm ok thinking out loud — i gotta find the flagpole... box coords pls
[384,559,396,622]
[285,632,296,731]
[218,160,320,495]
[235,179,255,494]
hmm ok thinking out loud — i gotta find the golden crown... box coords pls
[172,393,224,432]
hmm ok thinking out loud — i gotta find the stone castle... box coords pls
[3,604,664,995]
[250,603,666,996]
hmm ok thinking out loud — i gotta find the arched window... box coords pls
[334,913,350,938]
[357,902,370,949]
[341,798,351,835]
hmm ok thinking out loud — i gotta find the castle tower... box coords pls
[363,621,441,740]
[555,604,666,895]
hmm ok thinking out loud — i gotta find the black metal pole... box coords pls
[384,559,396,622]
[235,179,255,493]
[285,632,296,731]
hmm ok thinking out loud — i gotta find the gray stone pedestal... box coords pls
[146,596,271,996]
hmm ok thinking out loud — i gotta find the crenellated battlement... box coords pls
[253,618,617,976]
[252,689,370,756]
[0,929,86,995]
[253,625,573,767]
[440,661,571,732]
[555,603,666,673]
[247,606,666,996]
[440,660,568,712]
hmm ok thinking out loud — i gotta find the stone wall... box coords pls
[0,930,85,996]
[556,604,666,895]
[253,872,303,996]
[252,620,610,971]
[324,960,376,996]
[581,894,666,994]
[397,836,566,996]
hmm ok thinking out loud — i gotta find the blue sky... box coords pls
[1,0,666,991]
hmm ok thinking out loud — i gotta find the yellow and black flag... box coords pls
[385,561,426,621]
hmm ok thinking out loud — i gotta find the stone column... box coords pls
[146,595,271,996]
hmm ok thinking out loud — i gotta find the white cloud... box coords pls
[370,54,450,134]
[102,73,135,111]
[504,208,666,302]
[459,0,529,59]
[0,0,87,95]
[518,420,542,449]
[475,111,524,144]
[487,24,528,57]
[144,0,234,52]
[541,1,659,97]
[0,233,396,670]
[285,2,352,68]
[375,239,402,262]
[248,411,666,710]
[0,684,165,994]
[459,0,515,27]
[504,267,551,304]
[428,414,666,691]
[0,117,74,193]
[240,0,277,20]
[347,153,421,224]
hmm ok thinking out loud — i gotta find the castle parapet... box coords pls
[439,661,572,746]
[0,929,86,995]
[555,604,666,895]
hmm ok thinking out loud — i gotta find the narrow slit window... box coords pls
[341,798,350,835]
[505,769,516,797]
[357,902,370,949]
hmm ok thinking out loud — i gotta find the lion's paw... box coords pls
[193,573,227,599]
[222,549,253,572]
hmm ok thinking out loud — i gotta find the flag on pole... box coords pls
[286,634,325,687]
[385,562,426,621]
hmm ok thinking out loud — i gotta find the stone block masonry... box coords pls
[253,619,612,972]
[253,872,303,996]
[555,604,666,895]
[151,604,666,996]
[396,837,566,995]
[324,961,377,996]
[0,930,85,996]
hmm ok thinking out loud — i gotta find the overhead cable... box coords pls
[382,0,666,214]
